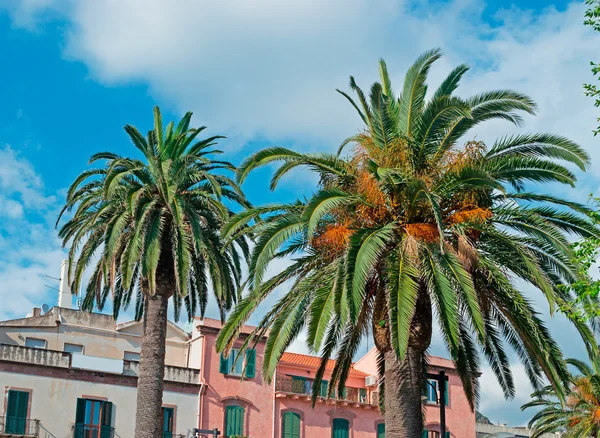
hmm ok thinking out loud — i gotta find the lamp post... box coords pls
[425,370,448,436]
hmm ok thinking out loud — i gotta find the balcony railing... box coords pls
[72,424,115,438]
[0,417,40,437]
[275,375,373,405]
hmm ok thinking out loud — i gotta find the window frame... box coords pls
[24,338,47,349]
[123,351,141,362]
[64,343,84,355]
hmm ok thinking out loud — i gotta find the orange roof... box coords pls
[280,352,368,377]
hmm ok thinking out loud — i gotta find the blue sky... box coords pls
[1,0,599,426]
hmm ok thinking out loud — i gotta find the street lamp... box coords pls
[425,370,448,437]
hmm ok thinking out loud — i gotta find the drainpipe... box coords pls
[196,334,206,430]
[272,367,277,438]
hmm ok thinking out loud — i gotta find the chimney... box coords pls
[58,259,72,309]
[32,307,41,317]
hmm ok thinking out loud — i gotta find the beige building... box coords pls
[0,303,202,438]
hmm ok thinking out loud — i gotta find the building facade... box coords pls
[0,280,476,437]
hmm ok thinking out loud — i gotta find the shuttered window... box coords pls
[74,398,112,438]
[5,390,29,434]
[225,405,244,436]
[320,380,328,398]
[331,418,349,438]
[162,407,174,438]
[359,388,367,403]
[281,412,300,438]
[377,423,385,438]
[426,379,437,403]
[220,349,256,379]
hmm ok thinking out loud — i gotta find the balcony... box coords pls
[0,344,199,385]
[0,417,40,437]
[72,424,114,438]
[274,375,377,408]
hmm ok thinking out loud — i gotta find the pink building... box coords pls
[195,317,476,438]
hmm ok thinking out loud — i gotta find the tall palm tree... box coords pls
[523,357,600,437]
[216,50,599,437]
[57,107,249,437]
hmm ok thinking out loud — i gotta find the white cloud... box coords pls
[0,145,66,320]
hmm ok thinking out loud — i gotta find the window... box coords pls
[359,388,367,403]
[426,379,437,403]
[377,423,385,438]
[5,390,29,434]
[74,398,113,438]
[291,376,310,394]
[124,351,141,362]
[282,412,300,438]
[162,407,174,438]
[219,348,256,378]
[25,338,46,349]
[224,405,244,436]
[64,343,84,354]
[332,418,349,438]
[425,379,449,405]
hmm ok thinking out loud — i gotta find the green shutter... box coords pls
[377,423,385,438]
[422,430,428,438]
[163,407,174,438]
[245,349,256,378]
[225,405,244,436]
[320,380,328,398]
[332,418,349,438]
[220,353,229,374]
[74,399,86,438]
[6,390,28,434]
[340,387,347,400]
[100,401,113,438]
[282,412,300,438]
[444,380,449,406]
[445,432,450,438]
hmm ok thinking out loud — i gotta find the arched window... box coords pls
[225,405,244,436]
[282,412,301,438]
[332,418,349,438]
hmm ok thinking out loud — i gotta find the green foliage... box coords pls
[57,107,248,321]
[216,50,600,420]
[523,355,600,437]
[557,196,600,323]
[584,0,600,135]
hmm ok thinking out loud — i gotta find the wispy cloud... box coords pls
[0,145,66,319]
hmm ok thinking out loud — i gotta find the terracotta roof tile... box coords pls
[280,352,368,376]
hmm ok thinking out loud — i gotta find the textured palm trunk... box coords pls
[134,245,174,437]
[374,285,432,438]
[384,347,424,438]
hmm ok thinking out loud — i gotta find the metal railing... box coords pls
[0,417,40,436]
[72,424,115,438]
[275,376,373,404]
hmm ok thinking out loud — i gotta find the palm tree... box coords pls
[57,107,249,437]
[524,357,600,437]
[216,49,599,437]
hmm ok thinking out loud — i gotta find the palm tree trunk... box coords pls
[384,347,424,438]
[134,242,174,437]
[134,290,169,437]
[379,286,432,438]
